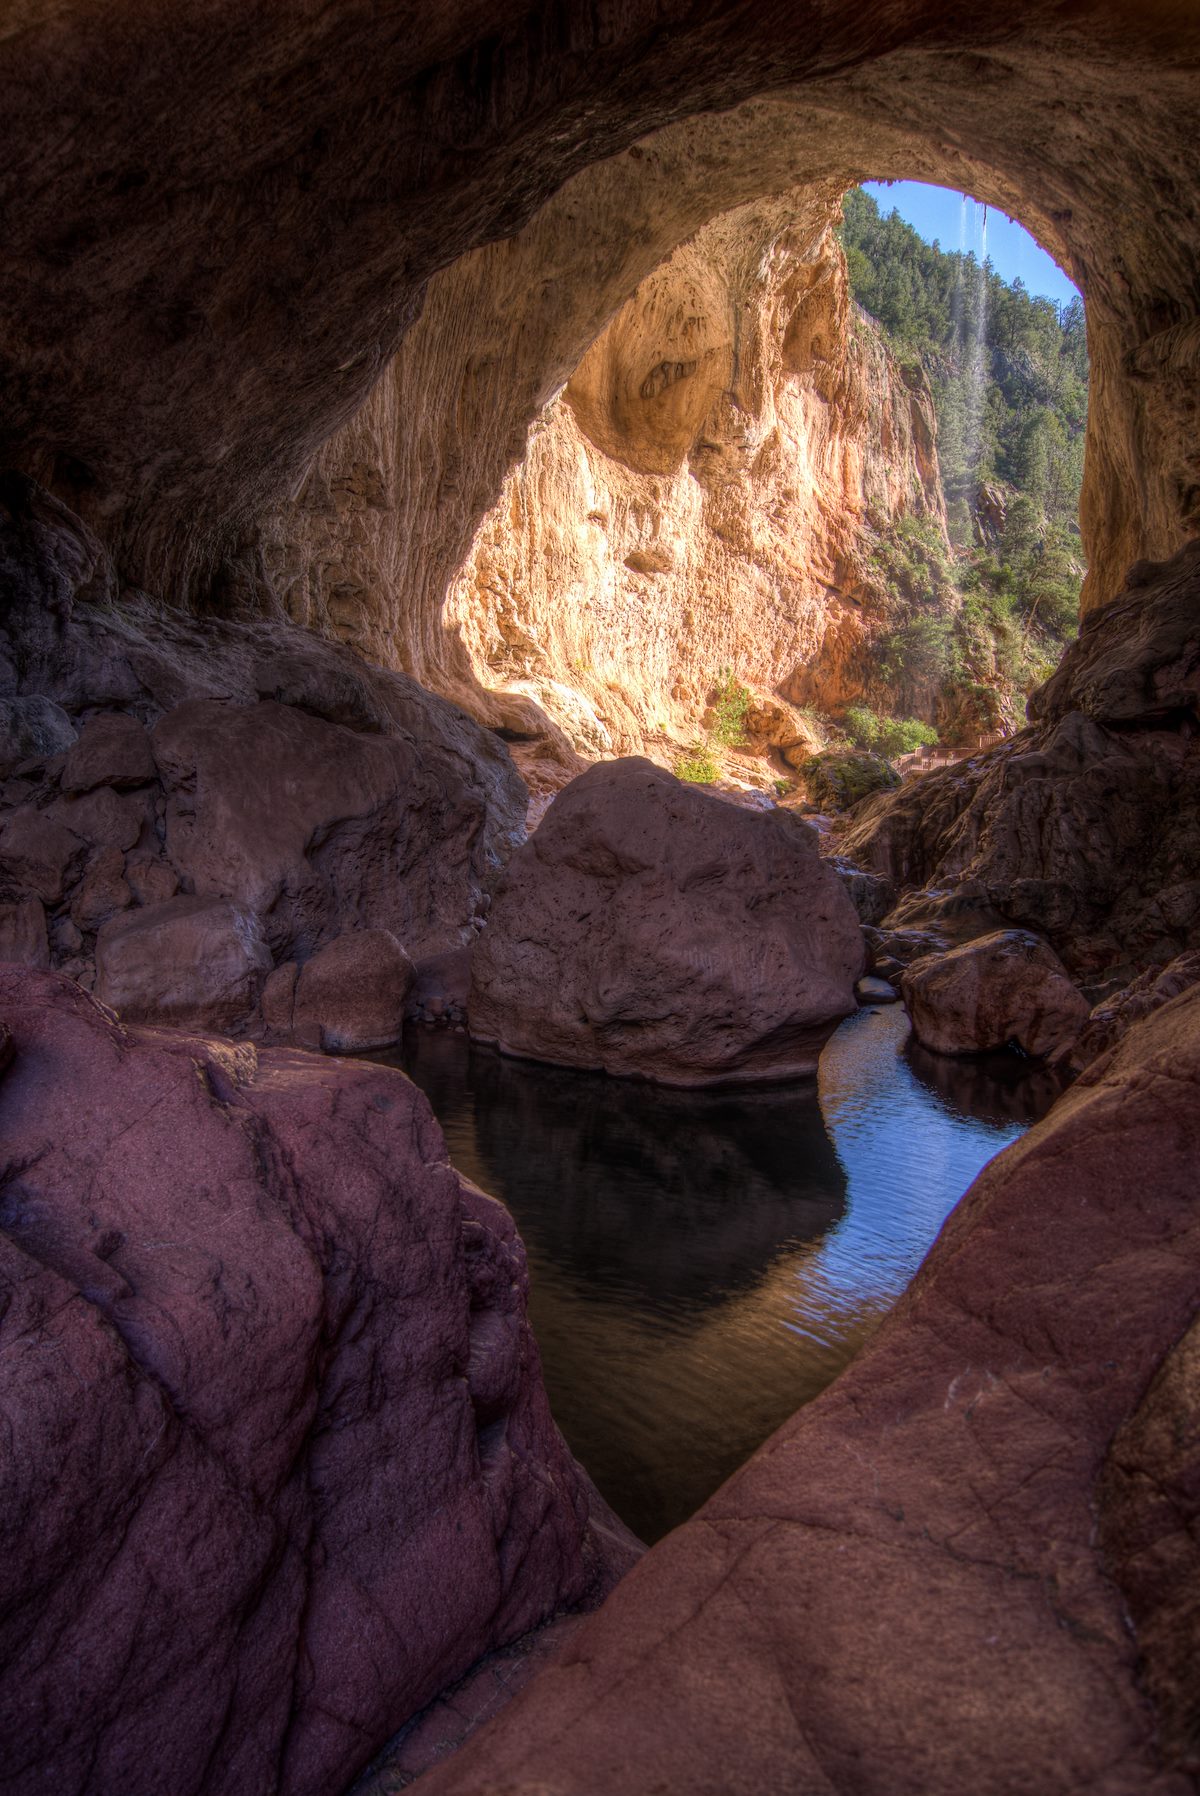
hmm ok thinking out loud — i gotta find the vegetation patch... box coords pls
[800,750,901,813]
[674,743,720,784]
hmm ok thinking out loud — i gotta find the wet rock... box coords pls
[855,974,899,1004]
[0,695,76,774]
[291,928,415,1053]
[0,965,629,1796]
[417,985,1200,1796]
[94,895,271,1031]
[901,928,1090,1060]
[60,712,156,792]
[409,946,473,1026]
[470,758,863,1085]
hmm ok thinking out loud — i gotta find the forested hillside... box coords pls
[838,185,1088,734]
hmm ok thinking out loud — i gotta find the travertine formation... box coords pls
[0,966,636,1796]
[470,758,864,1085]
[0,7,1197,663]
[440,201,943,764]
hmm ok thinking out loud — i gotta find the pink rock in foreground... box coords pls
[470,758,864,1086]
[0,967,630,1796]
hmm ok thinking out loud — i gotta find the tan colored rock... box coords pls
[901,929,1090,1060]
[94,896,271,1032]
[441,201,944,768]
[470,758,863,1085]
[291,929,415,1053]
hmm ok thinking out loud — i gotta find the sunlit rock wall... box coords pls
[442,199,944,759]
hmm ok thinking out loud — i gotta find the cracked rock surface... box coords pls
[0,966,635,1796]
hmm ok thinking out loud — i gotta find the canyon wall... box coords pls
[439,198,945,766]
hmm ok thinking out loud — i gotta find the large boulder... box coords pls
[281,927,416,1053]
[0,966,633,1796]
[416,985,1200,1796]
[94,895,273,1032]
[901,928,1090,1059]
[469,759,864,1086]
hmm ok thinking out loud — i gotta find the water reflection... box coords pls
[378,1006,1060,1543]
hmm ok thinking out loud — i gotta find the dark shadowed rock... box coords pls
[417,986,1200,1796]
[1101,1306,1200,1777]
[1063,949,1200,1073]
[0,695,76,774]
[470,758,864,1086]
[0,897,48,968]
[94,895,272,1031]
[60,711,156,792]
[901,929,1090,1059]
[290,928,415,1052]
[0,966,633,1796]
[1030,538,1200,728]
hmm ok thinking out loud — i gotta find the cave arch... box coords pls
[1,3,1197,652]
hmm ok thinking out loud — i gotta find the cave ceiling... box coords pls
[1,1,1197,614]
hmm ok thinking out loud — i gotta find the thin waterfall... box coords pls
[962,198,990,506]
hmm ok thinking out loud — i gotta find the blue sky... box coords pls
[862,180,1080,308]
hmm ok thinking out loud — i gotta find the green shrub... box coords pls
[710,669,751,747]
[674,743,719,784]
[800,750,901,813]
[874,716,939,758]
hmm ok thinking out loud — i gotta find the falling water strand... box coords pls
[964,198,989,497]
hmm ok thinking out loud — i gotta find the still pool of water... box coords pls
[376,1005,1061,1544]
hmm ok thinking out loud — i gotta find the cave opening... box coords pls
[434,172,1090,824]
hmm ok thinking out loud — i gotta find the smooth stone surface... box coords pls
[0,966,632,1796]
[470,758,864,1086]
[855,974,899,1003]
[901,929,1089,1060]
[94,894,272,1032]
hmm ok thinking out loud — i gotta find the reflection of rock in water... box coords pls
[404,1028,847,1313]
[904,1032,1065,1128]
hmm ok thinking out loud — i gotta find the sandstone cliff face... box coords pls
[439,199,944,765]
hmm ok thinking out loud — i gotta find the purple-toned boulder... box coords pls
[901,928,1090,1059]
[470,759,864,1086]
[93,894,272,1032]
[0,966,632,1796]
[270,927,416,1052]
